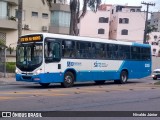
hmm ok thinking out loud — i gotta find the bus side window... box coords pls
[62,40,76,58]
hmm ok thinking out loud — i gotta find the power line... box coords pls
[141,1,155,44]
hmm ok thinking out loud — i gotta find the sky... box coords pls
[102,0,160,12]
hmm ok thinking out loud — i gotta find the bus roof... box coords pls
[21,33,150,47]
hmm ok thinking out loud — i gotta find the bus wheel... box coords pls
[61,72,74,88]
[95,80,105,85]
[115,71,128,84]
[39,83,50,87]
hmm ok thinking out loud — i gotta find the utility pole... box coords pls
[141,1,155,44]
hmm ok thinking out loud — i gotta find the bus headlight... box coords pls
[15,69,21,74]
[35,69,41,75]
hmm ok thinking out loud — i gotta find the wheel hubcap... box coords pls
[65,76,72,83]
[122,75,126,82]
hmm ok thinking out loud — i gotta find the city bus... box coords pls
[15,33,151,87]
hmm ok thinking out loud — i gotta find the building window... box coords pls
[42,13,48,19]
[130,9,135,12]
[0,1,7,19]
[98,29,105,34]
[121,29,128,35]
[32,12,38,17]
[119,18,129,24]
[62,40,76,58]
[112,9,114,14]
[137,9,141,12]
[51,11,70,27]
[99,17,109,23]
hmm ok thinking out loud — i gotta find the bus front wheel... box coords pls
[115,71,128,84]
[61,71,74,88]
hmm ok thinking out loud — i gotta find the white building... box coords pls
[79,4,111,39]
[109,5,146,43]
[148,32,160,56]
[79,4,146,43]
[150,12,160,32]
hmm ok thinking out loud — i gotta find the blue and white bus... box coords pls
[15,33,151,87]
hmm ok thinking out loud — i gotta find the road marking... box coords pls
[0,83,159,101]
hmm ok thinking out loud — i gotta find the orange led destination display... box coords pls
[19,35,43,43]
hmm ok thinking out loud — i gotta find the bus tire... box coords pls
[115,71,128,84]
[95,80,105,85]
[39,83,50,87]
[61,71,74,88]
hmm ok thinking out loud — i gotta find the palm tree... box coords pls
[42,0,101,35]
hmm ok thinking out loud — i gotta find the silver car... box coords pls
[152,69,160,80]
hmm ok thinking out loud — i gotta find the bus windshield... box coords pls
[16,43,43,71]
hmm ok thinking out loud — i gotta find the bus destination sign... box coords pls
[19,35,43,43]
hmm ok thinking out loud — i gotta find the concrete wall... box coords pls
[79,10,110,39]
[152,56,160,71]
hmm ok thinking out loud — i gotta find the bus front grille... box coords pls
[22,76,32,80]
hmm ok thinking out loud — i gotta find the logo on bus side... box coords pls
[145,64,150,67]
[67,61,82,67]
[94,61,108,68]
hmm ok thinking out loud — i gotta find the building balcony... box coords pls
[49,25,69,35]
[3,0,18,5]
[50,3,70,12]
[0,18,18,30]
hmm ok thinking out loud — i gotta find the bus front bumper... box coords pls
[16,73,63,83]
[16,74,42,83]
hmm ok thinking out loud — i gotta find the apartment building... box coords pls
[0,0,18,47]
[49,0,70,34]
[109,5,146,43]
[144,12,160,56]
[0,0,70,62]
[79,4,111,39]
[150,12,160,32]
[79,4,146,43]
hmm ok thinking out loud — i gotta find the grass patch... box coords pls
[154,81,160,85]
[6,62,16,73]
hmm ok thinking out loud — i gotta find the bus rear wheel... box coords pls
[114,71,128,84]
[61,71,74,88]
[39,83,50,87]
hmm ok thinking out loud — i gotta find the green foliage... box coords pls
[0,40,5,46]
[9,16,16,21]
[6,62,16,73]
[147,25,157,34]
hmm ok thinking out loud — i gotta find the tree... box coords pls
[147,25,157,34]
[42,0,101,35]
[146,25,157,42]
[18,0,23,38]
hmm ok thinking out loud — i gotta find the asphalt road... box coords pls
[0,77,160,120]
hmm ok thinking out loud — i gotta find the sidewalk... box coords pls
[0,72,15,84]
[0,77,16,85]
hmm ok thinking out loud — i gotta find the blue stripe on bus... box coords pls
[16,61,151,84]
[132,42,150,47]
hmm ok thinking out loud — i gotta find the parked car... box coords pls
[152,69,160,80]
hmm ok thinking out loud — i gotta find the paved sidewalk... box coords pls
[0,77,16,85]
